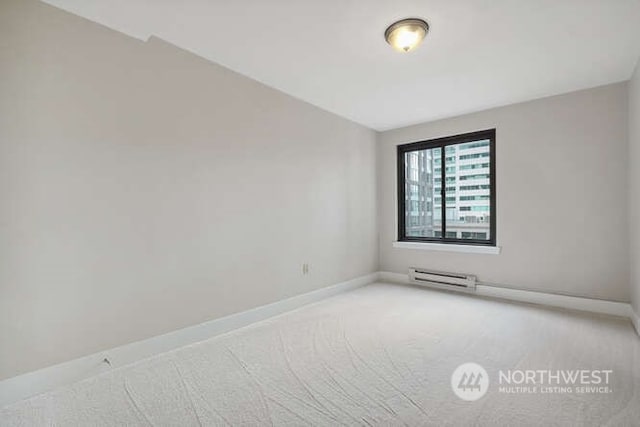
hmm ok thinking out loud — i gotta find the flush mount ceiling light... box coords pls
[384,18,429,53]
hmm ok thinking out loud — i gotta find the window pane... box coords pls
[404,148,441,238]
[445,139,491,241]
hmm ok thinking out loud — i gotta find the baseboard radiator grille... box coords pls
[409,267,476,291]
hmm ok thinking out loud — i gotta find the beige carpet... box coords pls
[1,283,639,426]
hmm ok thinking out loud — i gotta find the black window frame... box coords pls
[397,129,496,246]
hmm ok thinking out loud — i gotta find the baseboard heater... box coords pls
[408,267,477,291]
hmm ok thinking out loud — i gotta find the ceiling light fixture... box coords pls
[384,18,429,53]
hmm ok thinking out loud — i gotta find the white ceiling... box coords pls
[43,0,640,131]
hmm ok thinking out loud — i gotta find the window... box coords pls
[434,231,458,238]
[459,184,491,191]
[461,232,487,239]
[459,174,490,181]
[460,163,489,170]
[434,167,456,174]
[397,129,496,246]
[460,152,490,160]
[460,206,490,212]
[460,195,490,201]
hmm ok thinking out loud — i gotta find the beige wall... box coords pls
[0,0,378,380]
[630,59,640,316]
[378,83,630,302]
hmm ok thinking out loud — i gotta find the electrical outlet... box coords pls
[302,263,310,275]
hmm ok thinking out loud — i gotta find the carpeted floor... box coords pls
[1,282,639,426]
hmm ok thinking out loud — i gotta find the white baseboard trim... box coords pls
[475,284,631,318]
[378,271,632,319]
[0,272,378,408]
[2,271,635,408]
[377,271,411,284]
[632,309,640,336]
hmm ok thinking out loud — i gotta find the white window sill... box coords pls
[392,241,501,254]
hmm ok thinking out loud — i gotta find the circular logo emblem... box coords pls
[451,362,489,401]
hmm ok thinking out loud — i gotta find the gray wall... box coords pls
[630,60,640,316]
[378,83,630,302]
[0,0,378,380]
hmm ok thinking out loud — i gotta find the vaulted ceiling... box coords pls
[43,0,640,130]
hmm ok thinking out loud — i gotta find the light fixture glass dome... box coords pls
[385,18,429,52]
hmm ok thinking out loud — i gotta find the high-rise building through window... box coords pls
[398,129,496,245]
